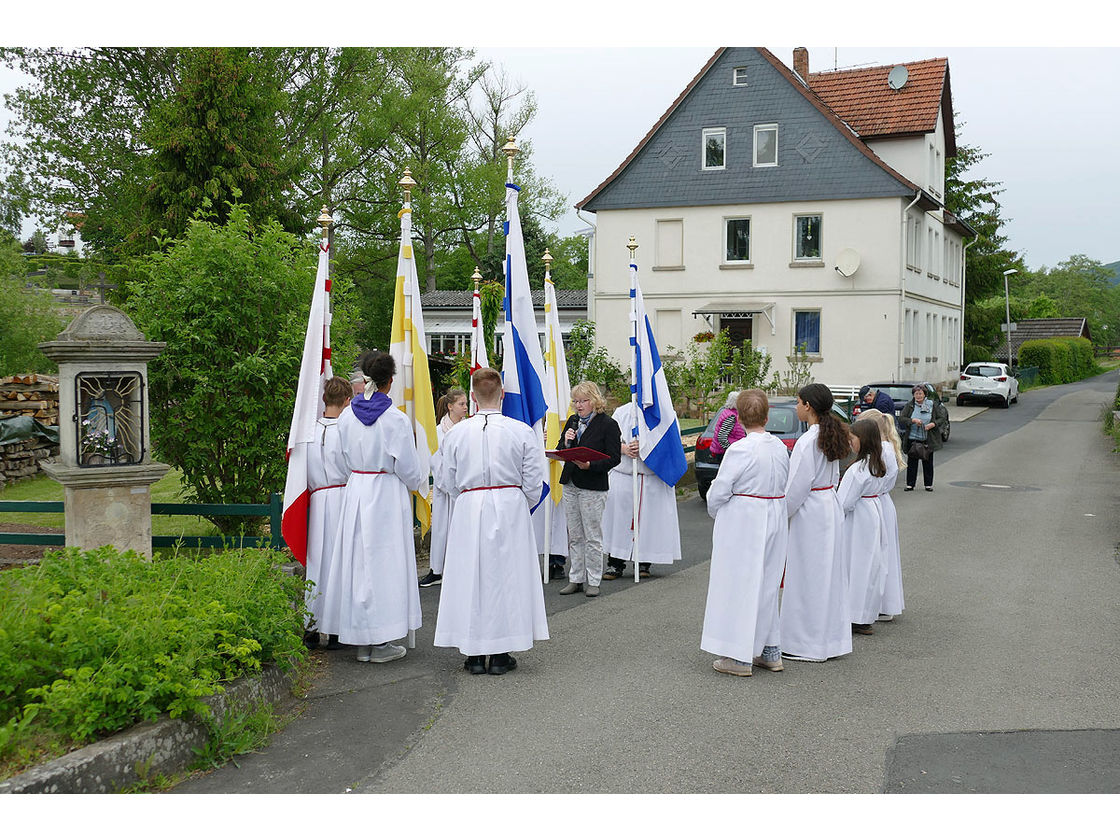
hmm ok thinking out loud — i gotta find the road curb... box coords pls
[0,663,297,794]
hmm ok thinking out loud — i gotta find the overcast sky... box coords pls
[3,3,1117,272]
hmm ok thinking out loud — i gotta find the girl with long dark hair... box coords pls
[838,419,888,636]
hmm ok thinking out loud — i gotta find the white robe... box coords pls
[305,417,348,629]
[532,494,568,556]
[600,404,681,564]
[878,441,905,617]
[428,417,458,575]
[433,410,549,655]
[779,425,852,660]
[838,457,888,626]
[700,432,790,662]
[318,403,426,646]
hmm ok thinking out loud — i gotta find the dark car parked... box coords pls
[694,397,850,500]
[850,381,950,442]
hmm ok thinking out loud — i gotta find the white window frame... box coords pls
[723,216,752,264]
[702,127,726,171]
[792,213,823,262]
[753,123,778,167]
[733,67,748,86]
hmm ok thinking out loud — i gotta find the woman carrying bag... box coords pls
[900,384,949,492]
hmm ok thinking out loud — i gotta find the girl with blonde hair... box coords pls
[856,408,904,622]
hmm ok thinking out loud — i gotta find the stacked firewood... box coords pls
[0,374,60,426]
[0,438,58,485]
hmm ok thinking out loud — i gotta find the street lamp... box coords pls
[1003,268,1018,367]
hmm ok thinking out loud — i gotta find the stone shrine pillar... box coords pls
[39,306,170,556]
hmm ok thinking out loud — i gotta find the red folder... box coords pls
[545,446,609,463]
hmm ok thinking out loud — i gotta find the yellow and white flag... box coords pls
[389,204,438,533]
[542,273,572,503]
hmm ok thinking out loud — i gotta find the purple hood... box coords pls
[350,392,392,426]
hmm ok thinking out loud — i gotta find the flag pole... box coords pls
[542,248,554,585]
[399,168,418,651]
[628,237,641,584]
[318,206,334,375]
[470,267,483,415]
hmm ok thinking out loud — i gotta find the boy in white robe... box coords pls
[319,351,426,664]
[602,401,681,580]
[701,390,790,676]
[433,367,549,675]
[304,375,352,649]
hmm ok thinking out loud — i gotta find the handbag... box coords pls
[908,440,931,461]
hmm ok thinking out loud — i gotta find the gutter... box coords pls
[898,190,922,380]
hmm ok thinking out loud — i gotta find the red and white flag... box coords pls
[281,234,333,565]
[469,279,488,412]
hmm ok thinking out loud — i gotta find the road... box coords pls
[174,370,1120,794]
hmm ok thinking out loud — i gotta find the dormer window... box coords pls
[733,67,748,86]
[702,128,726,170]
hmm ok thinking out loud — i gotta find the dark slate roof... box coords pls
[578,47,940,214]
[420,289,586,309]
[1008,318,1091,355]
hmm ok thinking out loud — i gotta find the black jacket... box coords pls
[557,411,622,491]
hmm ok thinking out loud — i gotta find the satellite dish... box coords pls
[887,65,909,90]
[835,248,861,277]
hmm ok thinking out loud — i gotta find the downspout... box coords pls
[898,191,922,381]
[960,234,976,372]
[576,208,597,324]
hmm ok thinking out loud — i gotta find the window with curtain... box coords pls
[794,214,821,260]
[724,218,751,262]
[794,311,821,355]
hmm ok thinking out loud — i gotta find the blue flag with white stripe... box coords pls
[501,181,549,509]
[630,261,688,486]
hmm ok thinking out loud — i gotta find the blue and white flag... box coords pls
[501,182,548,429]
[630,261,688,486]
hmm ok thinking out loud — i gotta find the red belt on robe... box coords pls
[810,485,834,491]
[861,494,881,498]
[310,483,346,494]
[461,484,519,493]
[733,493,786,499]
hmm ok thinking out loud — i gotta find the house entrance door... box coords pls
[721,316,753,349]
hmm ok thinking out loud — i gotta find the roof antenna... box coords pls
[834,48,838,71]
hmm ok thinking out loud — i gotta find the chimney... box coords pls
[793,47,809,80]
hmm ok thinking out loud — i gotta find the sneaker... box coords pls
[877,614,895,622]
[904,486,915,492]
[466,655,487,675]
[487,653,518,675]
[752,655,784,672]
[324,634,343,650]
[602,567,624,580]
[584,584,600,597]
[639,565,652,578]
[924,486,934,492]
[418,571,442,587]
[548,566,566,581]
[713,657,752,677]
[559,582,583,595]
[782,652,826,663]
[852,623,875,635]
[303,630,321,649]
[367,642,407,663]
[355,645,373,662]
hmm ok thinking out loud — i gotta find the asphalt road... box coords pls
[174,370,1120,794]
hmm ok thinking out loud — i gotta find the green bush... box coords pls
[0,546,307,774]
[1018,337,1097,384]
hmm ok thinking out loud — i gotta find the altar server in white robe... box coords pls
[419,388,469,588]
[305,375,353,648]
[838,419,888,636]
[858,408,905,621]
[701,390,789,677]
[779,382,853,662]
[434,367,549,676]
[602,401,681,580]
[320,351,426,664]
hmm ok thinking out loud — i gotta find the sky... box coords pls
[2,2,1118,273]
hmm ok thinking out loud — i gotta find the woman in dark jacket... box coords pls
[899,384,949,491]
[557,381,621,597]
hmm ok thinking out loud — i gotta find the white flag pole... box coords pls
[542,249,554,585]
[628,238,641,584]
[469,268,483,415]
[400,169,418,651]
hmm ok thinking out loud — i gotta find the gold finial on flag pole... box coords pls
[627,236,638,259]
[399,168,417,205]
[471,266,482,292]
[502,135,519,182]
[318,206,332,238]
[543,248,553,271]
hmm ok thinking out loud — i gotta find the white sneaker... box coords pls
[877,614,895,622]
[367,642,407,663]
[355,645,373,662]
[781,652,826,663]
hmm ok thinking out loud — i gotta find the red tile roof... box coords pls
[807,58,954,155]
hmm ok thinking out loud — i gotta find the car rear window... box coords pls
[966,365,1003,377]
[879,386,913,403]
[765,406,798,434]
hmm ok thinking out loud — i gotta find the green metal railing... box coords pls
[0,493,285,550]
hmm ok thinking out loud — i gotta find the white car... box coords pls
[957,362,1019,408]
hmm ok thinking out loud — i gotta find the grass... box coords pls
[0,469,220,539]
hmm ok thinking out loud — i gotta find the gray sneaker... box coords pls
[713,657,752,676]
[559,582,583,595]
[367,643,406,663]
[584,584,600,597]
[355,645,373,662]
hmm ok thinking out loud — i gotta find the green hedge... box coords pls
[0,547,308,772]
[1017,337,1096,384]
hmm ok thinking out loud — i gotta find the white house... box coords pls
[576,47,975,389]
